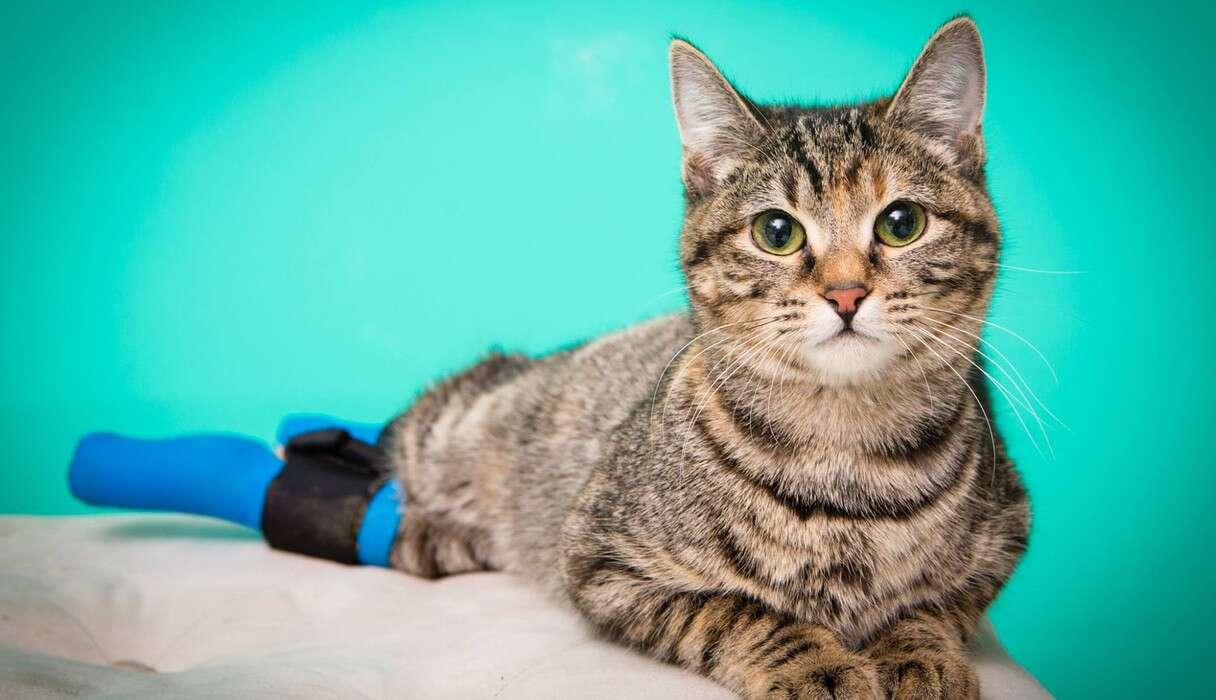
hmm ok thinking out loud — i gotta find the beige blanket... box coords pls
[0,515,1050,698]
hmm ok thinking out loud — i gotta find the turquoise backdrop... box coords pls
[3,1,1213,697]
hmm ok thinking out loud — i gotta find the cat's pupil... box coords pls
[885,205,916,239]
[764,216,792,248]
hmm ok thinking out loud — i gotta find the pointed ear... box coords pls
[669,39,765,199]
[887,17,986,165]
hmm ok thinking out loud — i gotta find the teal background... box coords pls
[2,1,1213,697]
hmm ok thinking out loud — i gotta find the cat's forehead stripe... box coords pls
[870,161,887,202]
[774,111,889,216]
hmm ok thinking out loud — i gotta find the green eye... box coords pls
[751,210,806,256]
[875,200,927,247]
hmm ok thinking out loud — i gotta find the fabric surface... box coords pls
[0,515,1051,698]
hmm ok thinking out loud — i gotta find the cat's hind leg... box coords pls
[391,507,489,578]
[381,352,533,578]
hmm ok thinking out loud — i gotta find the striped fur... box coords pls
[380,17,1028,699]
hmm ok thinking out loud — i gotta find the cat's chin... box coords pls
[801,331,901,385]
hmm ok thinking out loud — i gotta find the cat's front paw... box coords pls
[757,652,881,700]
[876,650,978,700]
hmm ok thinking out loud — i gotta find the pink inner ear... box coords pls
[956,68,984,137]
[887,20,986,147]
[682,149,718,200]
[669,40,765,196]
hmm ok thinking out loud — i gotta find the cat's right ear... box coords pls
[669,39,765,199]
[886,17,986,168]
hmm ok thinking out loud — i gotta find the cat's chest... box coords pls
[710,501,966,644]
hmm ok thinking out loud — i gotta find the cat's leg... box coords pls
[563,553,880,699]
[390,507,489,578]
[382,412,499,579]
[861,521,1022,700]
[381,352,533,578]
[861,609,980,700]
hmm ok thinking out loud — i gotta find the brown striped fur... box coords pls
[380,16,1028,699]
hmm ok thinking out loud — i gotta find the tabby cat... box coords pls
[381,16,1029,699]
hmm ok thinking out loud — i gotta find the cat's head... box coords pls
[673,17,998,385]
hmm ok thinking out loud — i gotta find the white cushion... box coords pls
[0,515,1050,698]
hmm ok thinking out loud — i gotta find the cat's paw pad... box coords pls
[879,651,978,700]
[761,653,881,699]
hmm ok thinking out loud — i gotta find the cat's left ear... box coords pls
[669,38,766,199]
[887,16,986,167]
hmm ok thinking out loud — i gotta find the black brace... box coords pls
[261,428,390,564]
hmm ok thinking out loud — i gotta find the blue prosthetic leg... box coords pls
[68,414,402,567]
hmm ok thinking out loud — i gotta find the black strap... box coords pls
[261,428,389,564]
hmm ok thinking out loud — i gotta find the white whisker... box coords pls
[660,318,783,432]
[648,316,784,441]
[920,316,1069,433]
[916,304,1059,385]
[641,286,688,307]
[900,325,999,480]
[995,263,1083,276]
[891,330,936,411]
[764,337,801,449]
[742,339,781,438]
[910,323,1052,460]
[679,327,784,463]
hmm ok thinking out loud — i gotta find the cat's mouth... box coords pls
[821,328,877,345]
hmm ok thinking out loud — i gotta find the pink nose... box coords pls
[823,284,868,317]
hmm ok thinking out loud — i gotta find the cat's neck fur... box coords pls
[701,339,966,446]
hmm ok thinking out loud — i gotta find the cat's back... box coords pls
[385,312,691,460]
[382,312,694,585]
[526,312,695,446]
